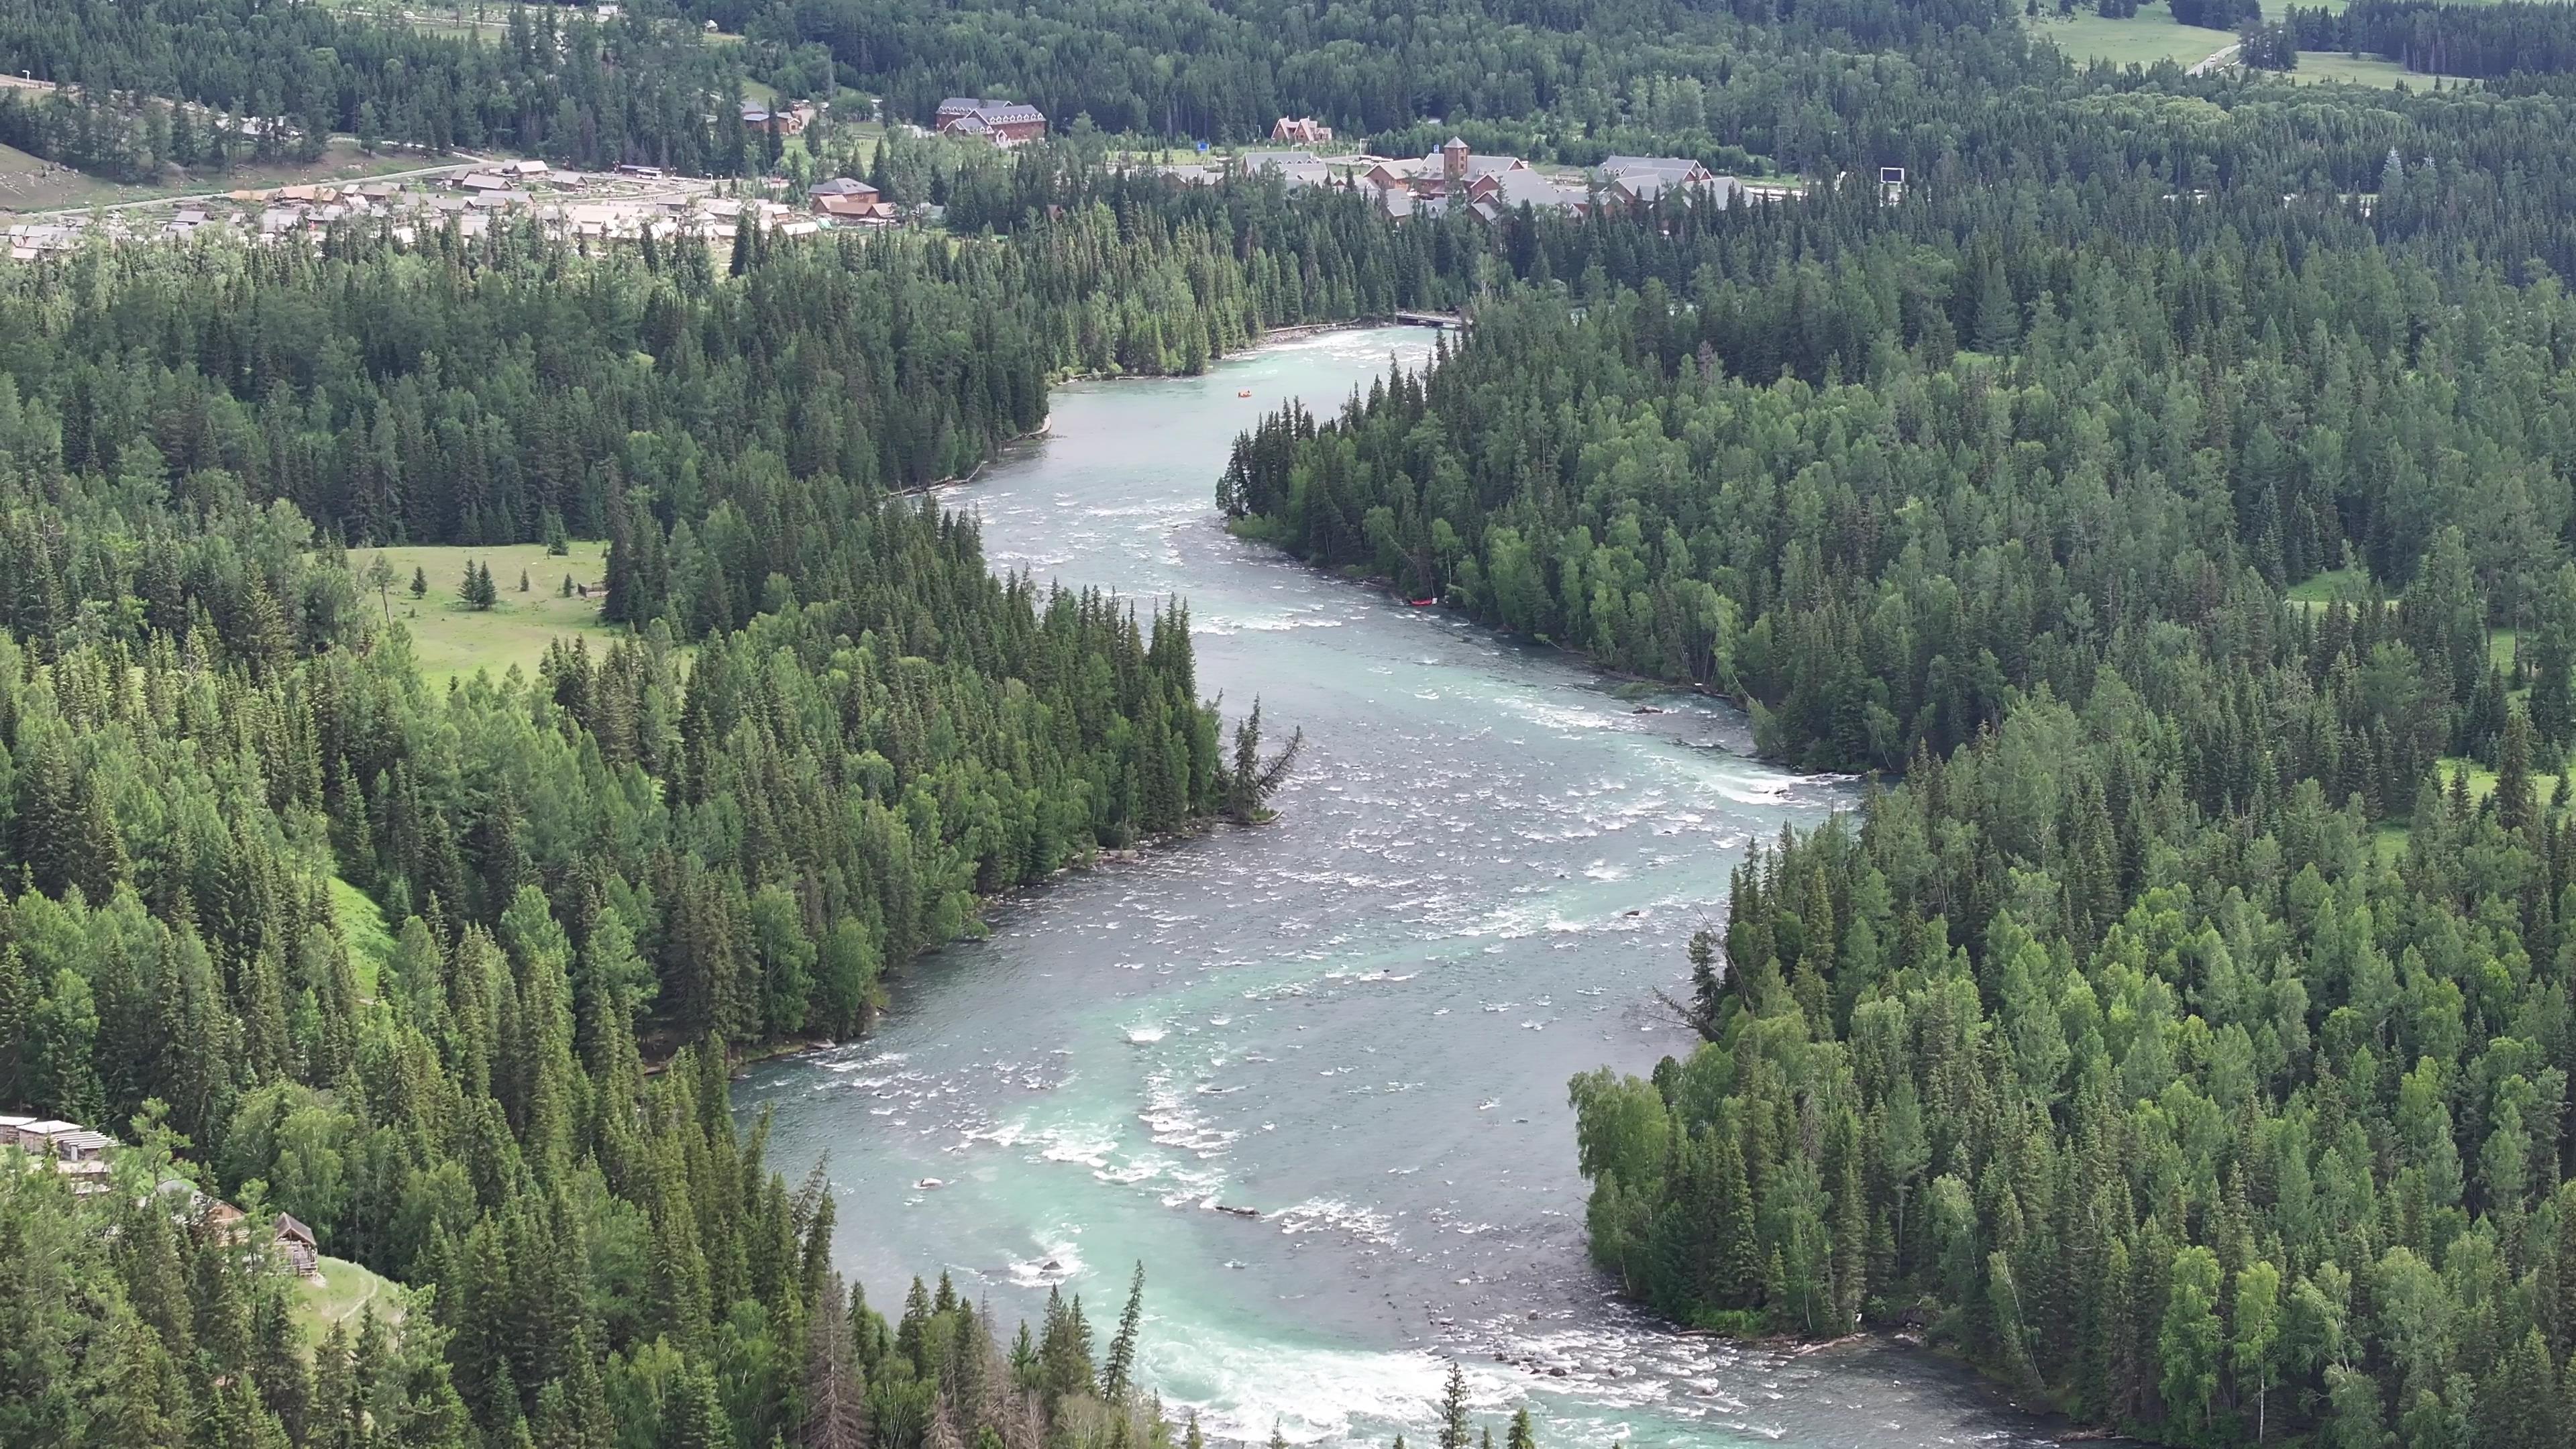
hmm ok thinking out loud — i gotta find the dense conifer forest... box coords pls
[0,0,751,173]
[13,0,2576,1442]
[0,194,1367,1447]
[1205,34,2576,1449]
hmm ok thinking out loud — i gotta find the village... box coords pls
[3,95,1764,264]
[1,1112,324,1278]
[3,148,906,264]
[1158,129,1751,223]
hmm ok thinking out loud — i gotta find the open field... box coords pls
[349,540,617,686]
[2288,52,2450,87]
[2025,0,2481,83]
[0,138,450,214]
[2026,4,2243,69]
[2432,753,2567,810]
[292,1256,406,1350]
[2286,565,2373,608]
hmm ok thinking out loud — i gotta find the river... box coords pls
[736,328,2080,1449]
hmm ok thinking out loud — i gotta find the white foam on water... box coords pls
[1269,1197,1398,1248]
[1036,1122,1121,1170]
[1004,1235,1085,1288]
[1142,1334,1498,1448]
[1126,1024,1170,1044]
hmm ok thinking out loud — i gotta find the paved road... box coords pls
[2188,42,2241,76]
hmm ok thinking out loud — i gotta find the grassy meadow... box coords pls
[348,540,618,687]
[290,1255,407,1350]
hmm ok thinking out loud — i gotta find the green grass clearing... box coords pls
[2286,566,2375,609]
[0,138,443,215]
[292,1255,407,1352]
[330,875,396,1000]
[2489,627,2520,675]
[2285,52,2456,87]
[2026,3,2241,70]
[2432,754,2567,810]
[348,540,618,687]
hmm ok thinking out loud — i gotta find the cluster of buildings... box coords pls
[1157,129,1741,227]
[4,1112,324,1275]
[4,160,930,263]
[0,1113,115,1193]
[737,97,822,137]
[1365,140,1740,222]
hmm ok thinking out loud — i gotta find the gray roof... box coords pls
[1600,155,1704,179]
[1238,150,1327,188]
[1424,149,1522,178]
[939,99,1042,125]
[1483,168,1577,211]
[809,176,877,196]
[1614,171,1743,207]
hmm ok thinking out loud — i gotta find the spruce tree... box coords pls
[1436,1360,1470,1449]
[1101,1262,1146,1403]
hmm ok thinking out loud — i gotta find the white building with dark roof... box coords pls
[934,98,1046,146]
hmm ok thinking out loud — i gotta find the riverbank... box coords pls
[734,326,2082,1449]
[1047,313,1453,387]
[702,820,1258,1075]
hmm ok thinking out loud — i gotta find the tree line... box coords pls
[0,186,1339,1443]
[682,0,2009,146]
[0,0,757,176]
[2285,1,2576,79]
[1169,23,2576,1444]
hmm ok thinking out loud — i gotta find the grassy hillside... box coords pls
[348,541,616,686]
[328,875,395,999]
[290,1255,406,1351]
[0,138,443,215]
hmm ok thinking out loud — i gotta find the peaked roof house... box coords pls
[1360,156,1428,197]
[1236,150,1329,189]
[273,1214,320,1276]
[1428,137,1526,191]
[934,98,1047,146]
[1366,139,1535,219]
[1597,156,1741,211]
[1272,116,1334,144]
[1466,166,1585,223]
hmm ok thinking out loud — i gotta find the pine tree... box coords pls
[1436,1360,1470,1449]
[1101,1262,1146,1403]
[1710,1120,1760,1304]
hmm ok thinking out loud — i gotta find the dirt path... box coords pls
[15,144,492,218]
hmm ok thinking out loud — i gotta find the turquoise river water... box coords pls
[735,328,2088,1449]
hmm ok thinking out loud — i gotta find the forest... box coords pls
[0,0,753,174]
[1179,25,2576,1449]
[1173,13,2576,1443]
[0,186,1380,1445]
[9,0,2576,1441]
[686,0,2004,148]
[2286,1,2576,78]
